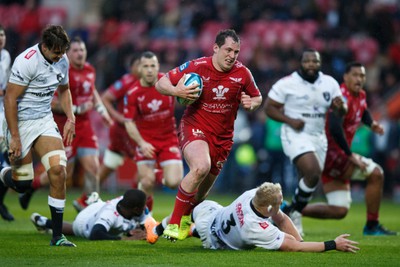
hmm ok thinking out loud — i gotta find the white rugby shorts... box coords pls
[281,124,327,169]
[192,200,222,249]
[4,113,61,158]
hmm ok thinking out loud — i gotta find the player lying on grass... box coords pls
[31,189,150,240]
[146,182,359,252]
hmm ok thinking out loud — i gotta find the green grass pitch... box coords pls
[0,189,399,267]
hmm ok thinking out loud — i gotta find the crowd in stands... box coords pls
[1,0,400,199]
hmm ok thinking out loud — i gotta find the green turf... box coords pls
[0,189,399,266]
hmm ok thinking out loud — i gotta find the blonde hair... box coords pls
[253,182,282,208]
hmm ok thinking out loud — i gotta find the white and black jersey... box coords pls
[72,196,149,239]
[0,48,10,90]
[268,71,342,135]
[8,44,69,121]
[193,190,285,250]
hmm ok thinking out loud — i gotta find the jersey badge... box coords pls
[179,61,189,72]
[229,77,242,83]
[259,222,269,229]
[202,76,210,82]
[323,91,331,102]
[148,99,162,112]
[212,85,229,100]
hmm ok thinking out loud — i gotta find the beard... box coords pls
[298,67,320,83]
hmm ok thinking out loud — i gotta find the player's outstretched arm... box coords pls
[279,233,359,253]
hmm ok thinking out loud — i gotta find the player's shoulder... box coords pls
[178,56,210,72]
[15,44,40,64]
[320,72,339,85]
[1,48,10,60]
[274,72,298,86]
[83,62,95,71]
[126,83,141,96]
[122,73,137,83]
[191,56,210,66]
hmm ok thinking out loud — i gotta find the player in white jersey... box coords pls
[31,189,150,241]
[0,24,13,221]
[0,25,76,247]
[264,49,347,235]
[191,182,359,253]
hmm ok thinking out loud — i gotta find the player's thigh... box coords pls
[183,139,211,170]
[294,152,322,176]
[282,128,326,170]
[77,149,100,175]
[136,161,156,181]
[161,162,183,181]
[34,136,64,156]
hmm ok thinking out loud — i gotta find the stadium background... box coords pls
[1,0,400,200]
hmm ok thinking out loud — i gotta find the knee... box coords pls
[48,165,66,181]
[163,176,180,189]
[333,207,349,219]
[326,190,351,218]
[2,168,33,193]
[190,165,211,181]
[84,161,100,178]
[139,175,155,190]
[303,172,321,187]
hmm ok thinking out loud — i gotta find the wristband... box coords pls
[67,118,75,125]
[95,103,107,115]
[324,240,336,251]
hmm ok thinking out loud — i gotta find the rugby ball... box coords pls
[176,73,203,105]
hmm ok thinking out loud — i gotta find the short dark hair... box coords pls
[119,189,146,210]
[0,24,4,32]
[67,36,84,51]
[215,29,240,47]
[345,61,364,73]
[140,51,157,60]
[300,48,319,61]
[41,25,70,51]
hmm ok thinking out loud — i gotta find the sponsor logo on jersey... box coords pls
[323,91,330,101]
[202,76,210,82]
[35,77,47,84]
[259,222,269,229]
[212,85,229,100]
[147,99,162,112]
[138,96,145,102]
[56,73,63,82]
[194,60,207,66]
[179,61,189,72]
[301,113,325,118]
[30,90,54,97]
[192,128,205,138]
[24,49,36,59]
[235,203,244,227]
[229,77,242,83]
